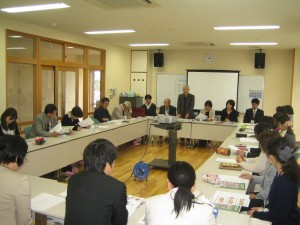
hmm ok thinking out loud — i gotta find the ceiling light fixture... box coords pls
[1,3,70,13]
[129,43,169,47]
[214,25,280,30]
[7,47,27,50]
[84,30,135,34]
[230,42,278,46]
[9,35,23,38]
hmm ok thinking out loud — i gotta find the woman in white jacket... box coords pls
[145,161,216,225]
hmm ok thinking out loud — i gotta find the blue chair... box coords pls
[24,126,32,139]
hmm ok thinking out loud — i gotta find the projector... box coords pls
[158,115,177,124]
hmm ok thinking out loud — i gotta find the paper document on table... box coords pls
[196,113,208,121]
[31,193,65,212]
[50,123,62,133]
[58,191,67,198]
[239,138,259,144]
[78,117,94,127]
[127,195,144,217]
[218,175,249,190]
[212,191,250,212]
[138,215,145,224]
[216,158,237,164]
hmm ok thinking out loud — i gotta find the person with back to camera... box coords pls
[0,107,20,136]
[0,135,32,225]
[141,94,157,116]
[248,136,300,225]
[30,103,59,138]
[94,97,112,123]
[64,139,128,225]
[145,161,216,225]
[283,105,294,123]
[220,99,238,122]
[243,98,264,124]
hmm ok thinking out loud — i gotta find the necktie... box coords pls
[253,110,256,119]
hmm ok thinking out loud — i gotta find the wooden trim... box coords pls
[89,65,104,70]
[7,57,38,64]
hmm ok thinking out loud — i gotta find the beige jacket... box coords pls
[0,166,32,225]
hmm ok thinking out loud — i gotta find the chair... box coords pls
[24,126,32,139]
[89,115,100,124]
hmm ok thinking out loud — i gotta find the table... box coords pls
[29,123,257,225]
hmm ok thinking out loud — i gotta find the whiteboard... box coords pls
[187,70,239,111]
[237,76,264,113]
[156,73,186,107]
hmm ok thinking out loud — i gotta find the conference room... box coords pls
[0,0,300,225]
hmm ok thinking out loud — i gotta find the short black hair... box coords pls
[283,105,294,115]
[145,94,152,100]
[251,98,260,105]
[204,100,213,108]
[0,135,28,167]
[44,104,57,114]
[258,116,277,129]
[71,106,83,118]
[1,107,18,131]
[276,106,287,114]
[226,99,235,109]
[254,122,274,139]
[100,97,110,103]
[83,139,117,173]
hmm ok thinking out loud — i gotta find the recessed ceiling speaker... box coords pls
[255,52,265,69]
[154,52,164,67]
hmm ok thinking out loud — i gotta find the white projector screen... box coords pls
[187,70,239,111]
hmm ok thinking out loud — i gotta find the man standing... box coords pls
[177,85,195,119]
[30,104,59,137]
[94,97,112,123]
[64,139,128,225]
[243,98,264,123]
[158,98,176,116]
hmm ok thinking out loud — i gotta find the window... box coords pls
[88,49,101,66]
[7,33,35,59]
[7,63,34,122]
[66,45,84,63]
[40,40,63,61]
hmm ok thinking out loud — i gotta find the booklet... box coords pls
[212,191,250,212]
[202,173,247,190]
[50,123,73,134]
[78,117,94,127]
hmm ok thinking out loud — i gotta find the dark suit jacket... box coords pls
[220,108,238,122]
[141,103,157,116]
[243,108,264,123]
[61,113,80,131]
[0,123,20,136]
[64,171,128,225]
[158,105,177,116]
[94,106,112,123]
[177,93,195,119]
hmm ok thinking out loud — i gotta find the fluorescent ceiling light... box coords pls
[129,43,169,47]
[67,46,74,49]
[230,42,278,46]
[1,3,70,13]
[7,47,27,50]
[214,25,280,30]
[9,35,23,38]
[85,30,135,34]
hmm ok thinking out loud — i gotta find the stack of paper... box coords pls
[31,193,65,212]
[78,117,94,127]
[127,195,144,217]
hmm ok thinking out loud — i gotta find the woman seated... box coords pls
[196,100,215,121]
[248,136,300,225]
[220,99,238,122]
[145,161,216,225]
[0,107,20,136]
[0,135,31,225]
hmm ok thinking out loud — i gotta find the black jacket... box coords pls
[158,105,177,116]
[94,107,112,123]
[177,93,195,119]
[141,103,157,116]
[61,113,80,131]
[64,171,128,225]
[0,123,20,136]
[220,108,238,122]
[243,108,264,123]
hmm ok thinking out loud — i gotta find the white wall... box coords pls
[0,17,131,113]
[148,49,295,117]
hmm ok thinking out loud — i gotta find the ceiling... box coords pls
[1,0,300,50]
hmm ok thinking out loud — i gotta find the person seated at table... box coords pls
[220,99,238,122]
[94,97,112,123]
[64,139,128,225]
[283,105,294,123]
[243,98,264,124]
[141,94,157,116]
[61,106,84,131]
[239,130,280,211]
[30,103,59,138]
[0,107,20,136]
[236,122,271,175]
[196,100,215,121]
[145,161,216,225]
[0,135,31,225]
[273,113,296,148]
[248,136,300,225]
[158,98,176,116]
[111,101,132,120]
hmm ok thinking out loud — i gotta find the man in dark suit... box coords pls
[177,85,195,119]
[158,98,177,116]
[64,139,128,225]
[243,98,264,123]
[141,94,157,116]
[94,97,112,123]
